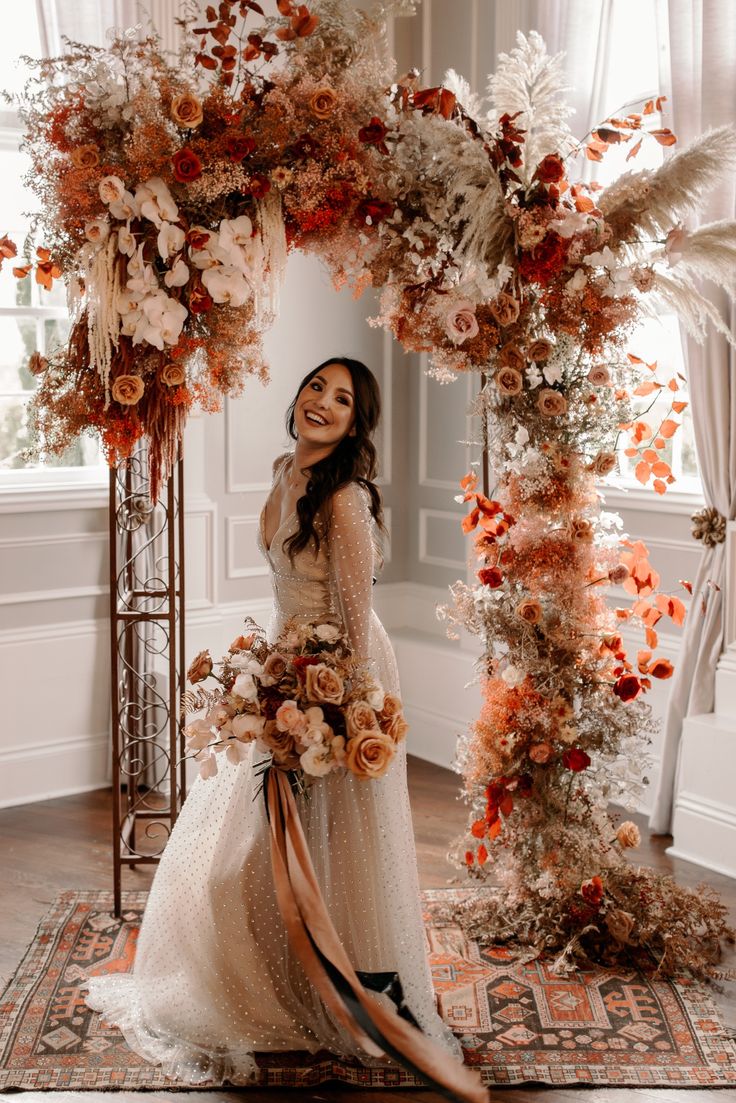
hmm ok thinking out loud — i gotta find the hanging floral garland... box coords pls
[11,2,736,973]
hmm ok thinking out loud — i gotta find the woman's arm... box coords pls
[328,482,376,663]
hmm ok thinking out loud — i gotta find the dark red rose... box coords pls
[535,153,565,184]
[354,197,393,226]
[292,654,321,680]
[172,147,203,183]
[225,134,256,162]
[613,674,642,702]
[478,567,503,588]
[188,283,213,315]
[186,228,211,250]
[247,173,271,198]
[581,875,604,907]
[562,747,591,772]
[358,116,389,154]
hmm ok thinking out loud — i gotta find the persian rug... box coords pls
[1,889,735,1090]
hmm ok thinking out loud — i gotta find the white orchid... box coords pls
[229,653,263,675]
[116,288,142,315]
[164,258,189,288]
[225,740,251,765]
[230,713,266,742]
[566,268,588,292]
[119,307,143,337]
[201,265,251,307]
[542,361,562,385]
[184,718,215,750]
[117,223,136,257]
[219,215,253,250]
[157,222,186,260]
[583,245,619,270]
[109,189,139,221]
[135,176,179,227]
[197,751,218,779]
[132,291,187,349]
[84,218,109,244]
[127,262,159,296]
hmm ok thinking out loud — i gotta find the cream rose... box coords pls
[111,374,145,406]
[314,622,341,643]
[171,92,204,129]
[187,649,212,683]
[261,651,288,686]
[161,362,185,387]
[309,86,338,119]
[495,367,523,396]
[489,292,520,327]
[346,700,378,738]
[71,144,100,169]
[232,672,259,702]
[305,662,345,705]
[345,730,395,780]
[516,599,542,625]
[98,175,126,205]
[275,699,307,735]
[616,821,641,849]
[587,364,611,386]
[537,388,567,417]
[445,301,479,345]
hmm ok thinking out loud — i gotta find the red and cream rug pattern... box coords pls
[1,889,734,1090]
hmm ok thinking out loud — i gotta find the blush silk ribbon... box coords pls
[266,768,489,1103]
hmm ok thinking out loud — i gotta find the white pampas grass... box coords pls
[486,30,576,179]
[665,220,736,298]
[600,125,736,240]
[443,68,484,125]
[646,269,736,346]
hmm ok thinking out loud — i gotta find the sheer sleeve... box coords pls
[328,482,376,664]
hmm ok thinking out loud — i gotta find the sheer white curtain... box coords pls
[649,0,736,834]
[35,0,141,53]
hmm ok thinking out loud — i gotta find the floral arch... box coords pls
[11,0,736,972]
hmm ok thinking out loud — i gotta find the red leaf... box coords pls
[652,128,677,146]
[679,579,693,594]
[195,51,218,69]
[477,843,488,865]
[585,143,604,162]
[643,99,655,115]
[594,127,623,143]
[626,138,643,161]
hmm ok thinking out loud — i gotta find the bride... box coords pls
[84,356,464,1084]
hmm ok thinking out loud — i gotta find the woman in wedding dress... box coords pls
[84,357,464,1084]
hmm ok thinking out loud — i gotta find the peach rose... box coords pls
[261,651,288,686]
[111,374,145,406]
[309,86,338,119]
[616,821,641,848]
[345,730,395,779]
[187,649,213,683]
[516,599,542,625]
[384,712,409,743]
[589,451,617,477]
[275,699,307,736]
[345,700,378,738]
[161,362,186,387]
[606,909,635,944]
[445,301,479,345]
[305,663,344,705]
[229,633,255,652]
[529,742,552,764]
[537,388,567,417]
[171,92,204,129]
[98,175,126,204]
[378,693,402,724]
[498,342,525,373]
[263,723,301,768]
[495,367,523,396]
[489,292,520,327]
[528,338,553,362]
[608,564,630,585]
[587,364,611,386]
[71,144,100,169]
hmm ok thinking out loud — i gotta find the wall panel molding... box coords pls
[419,508,466,570]
[226,515,269,580]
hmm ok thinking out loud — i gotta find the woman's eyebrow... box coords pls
[314,373,354,397]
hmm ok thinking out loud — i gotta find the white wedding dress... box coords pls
[84,452,462,1084]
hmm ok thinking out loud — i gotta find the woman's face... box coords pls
[294,362,356,449]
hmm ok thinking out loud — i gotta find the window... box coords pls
[0,10,105,490]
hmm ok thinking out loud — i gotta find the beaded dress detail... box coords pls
[84,452,461,1084]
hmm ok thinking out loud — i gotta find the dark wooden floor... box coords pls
[1,756,734,1103]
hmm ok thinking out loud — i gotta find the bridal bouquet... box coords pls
[182,617,406,785]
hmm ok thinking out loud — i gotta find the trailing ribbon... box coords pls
[266,768,489,1103]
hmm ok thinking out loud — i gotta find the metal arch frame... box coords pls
[108,445,186,917]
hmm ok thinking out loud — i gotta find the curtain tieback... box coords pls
[691,506,727,547]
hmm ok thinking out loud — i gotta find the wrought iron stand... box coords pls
[108,446,186,916]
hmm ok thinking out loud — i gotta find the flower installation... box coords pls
[183,616,406,786]
[15,1,736,975]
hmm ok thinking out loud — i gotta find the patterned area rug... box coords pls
[1,889,735,1090]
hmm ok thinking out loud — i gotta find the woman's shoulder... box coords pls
[271,449,294,478]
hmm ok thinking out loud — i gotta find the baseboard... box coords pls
[0,733,109,810]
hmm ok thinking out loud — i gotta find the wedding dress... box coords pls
[84,451,462,1084]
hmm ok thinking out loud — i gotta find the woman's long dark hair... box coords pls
[282,356,387,563]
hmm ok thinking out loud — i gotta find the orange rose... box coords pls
[111,374,145,406]
[495,367,523,396]
[71,144,100,169]
[309,86,338,119]
[171,92,204,129]
[305,663,344,705]
[345,700,378,738]
[161,362,186,387]
[616,821,641,848]
[229,633,255,652]
[537,388,567,417]
[384,712,408,743]
[262,722,301,768]
[345,730,395,779]
[498,342,525,372]
[589,451,617,476]
[187,649,212,683]
[529,742,552,763]
[489,292,520,327]
[516,599,542,625]
[378,693,401,723]
[528,338,553,362]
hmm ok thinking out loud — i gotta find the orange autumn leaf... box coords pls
[630,421,652,444]
[477,843,489,865]
[653,436,665,449]
[642,448,659,464]
[460,470,478,492]
[643,99,655,115]
[679,579,693,594]
[667,377,679,391]
[488,818,502,840]
[652,461,671,477]
[633,381,661,396]
[626,137,643,161]
[499,794,514,817]
[462,508,479,534]
[672,400,688,414]
[615,607,631,620]
[575,194,595,212]
[659,419,679,438]
[645,626,659,649]
[650,658,674,679]
[653,478,667,495]
[652,128,677,146]
[637,649,652,673]
[585,142,605,162]
[635,460,651,485]
[465,850,474,866]
[624,447,639,457]
[470,818,486,839]
[12,263,32,279]
[627,353,645,365]
[655,96,667,109]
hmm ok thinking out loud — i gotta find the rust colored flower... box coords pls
[189,283,213,314]
[171,92,204,129]
[537,388,567,417]
[649,658,674,679]
[309,86,338,119]
[498,342,525,372]
[489,292,520,327]
[161,362,186,387]
[346,730,395,779]
[616,821,641,848]
[534,153,565,183]
[478,567,503,588]
[516,599,542,625]
[70,144,100,169]
[529,742,552,764]
[247,173,271,198]
[562,747,591,772]
[613,673,642,702]
[27,351,48,376]
[111,374,145,406]
[172,147,203,183]
[494,367,523,396]
[358,116,389,154]
[187,649,212,683]
[606,909,635,943]
[225,134,256,162]
[528,338,553,361]
[354,197,393,225]
[580,874,604,907]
